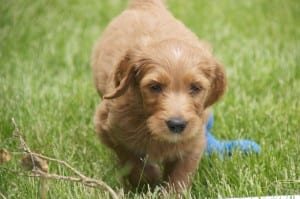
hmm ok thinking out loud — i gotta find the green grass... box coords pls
[0,0,299,198]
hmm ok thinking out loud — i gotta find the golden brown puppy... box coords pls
[92,0,226,192]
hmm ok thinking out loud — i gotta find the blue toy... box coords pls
[205,113,261,157]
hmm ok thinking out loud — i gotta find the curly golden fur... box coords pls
[92,0,226,192]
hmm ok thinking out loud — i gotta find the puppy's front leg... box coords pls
[111,145,161,188]
[163,153,202,192]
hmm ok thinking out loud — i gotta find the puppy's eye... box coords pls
[190,84,202,95]
[149,83,163,93]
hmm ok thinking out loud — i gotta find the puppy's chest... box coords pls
[109,110,196,162]
[146,141,188,162]
[111,126,191,162]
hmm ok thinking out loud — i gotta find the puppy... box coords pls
[92,0,226,192]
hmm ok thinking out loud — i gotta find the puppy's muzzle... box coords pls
[166,118,187,134]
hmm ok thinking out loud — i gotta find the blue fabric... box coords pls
[205,113,261,157]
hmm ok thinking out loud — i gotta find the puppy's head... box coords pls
[104,40,226,142]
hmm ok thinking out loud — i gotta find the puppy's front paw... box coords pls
[127,161,162,188]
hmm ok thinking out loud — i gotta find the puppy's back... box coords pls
[128,0,166,9]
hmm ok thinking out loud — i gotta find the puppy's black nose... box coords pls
[166,118,187,133]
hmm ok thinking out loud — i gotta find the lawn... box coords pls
[0,0,299,198]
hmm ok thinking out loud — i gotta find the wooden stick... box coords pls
[9,118,119,199]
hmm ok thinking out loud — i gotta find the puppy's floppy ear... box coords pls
[204,59,227,107]
[103,53,138,99]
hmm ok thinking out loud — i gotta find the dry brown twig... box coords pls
[5,118,119,199]
[0,191,7,199]
[0,149,12,163]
